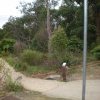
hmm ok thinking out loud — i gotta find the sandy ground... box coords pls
[0,58,100,100]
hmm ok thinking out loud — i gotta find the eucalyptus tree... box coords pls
[2,0,59,52]
[59,0,97,47]
[69,0,100,43]
[18,0,59,52]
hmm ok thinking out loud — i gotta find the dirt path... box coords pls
[0,58,100,100]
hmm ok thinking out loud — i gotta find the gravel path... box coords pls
[0,58,100,100]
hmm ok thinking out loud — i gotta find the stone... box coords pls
[45,74,61,80]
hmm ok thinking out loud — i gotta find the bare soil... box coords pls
[0,58,100,100]
[31,60,100,81]
[71,60,100,80]
[1,95,20,100]
[0,91,67,100]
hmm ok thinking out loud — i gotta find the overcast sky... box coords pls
[0,0,34,28]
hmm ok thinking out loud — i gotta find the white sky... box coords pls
[0,0,33,28]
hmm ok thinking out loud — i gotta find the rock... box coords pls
[45,74,61,80]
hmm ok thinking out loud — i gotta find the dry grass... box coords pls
[70,60,100,80]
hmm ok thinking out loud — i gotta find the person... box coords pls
[60,62,69,82]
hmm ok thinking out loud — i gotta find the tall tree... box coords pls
[95,1,100,43]
[2,0,59,52]
[45,0,51,53]
[59,0,97,47]
[71,0,100,43]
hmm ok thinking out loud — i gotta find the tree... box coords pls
[49,28,68,63]
[2,0,59,53]
[95,1,100,43]
[71,0,100,43]
[0,29,5,40]
[18,0,59,52]
[45,0,52,53]
[59,0,97,47]
[0,38,15,54]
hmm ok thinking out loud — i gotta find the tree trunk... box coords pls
[45,0,51,53]
[96,11,100,43]
[95,1,100,43]
[96,13,100,44]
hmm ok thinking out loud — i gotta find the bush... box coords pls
[5,56,16,66]
[49,28,68,64]
[4,75,23,92]
[67,35,83,52]
[15,62,28,71]
[49,28,82,65]
[91,45,100,60]
[0,38,15,54]
[6,56,28,72]
[31,28,48,52]
[20,50,44,65]
[49,28,67,53]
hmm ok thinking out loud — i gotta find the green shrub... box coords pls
[31,28,48,52]
[49,28,82,65]
[67,35,83,52]
[49,28,68,64]
[6,56,16,66]
[26,65,56,75]
[49,28,67,53]
[91,45,100,60]
[20,50,44,65]
[15,62,28,71]
[0,38,15,55]
[4,75,23,92]
[5,56,28,71]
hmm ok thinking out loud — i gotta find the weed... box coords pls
[4,75,23,92]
